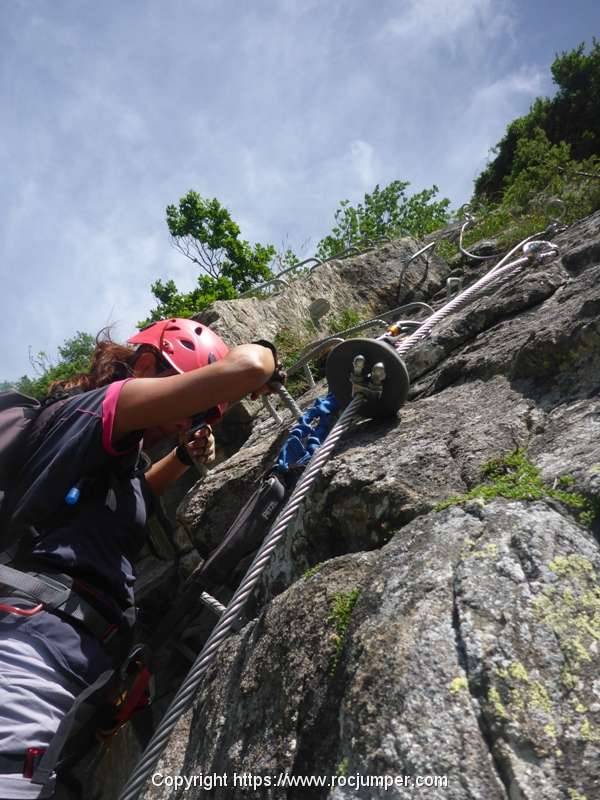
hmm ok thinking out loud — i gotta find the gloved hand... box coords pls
[175,425,216,466]
[250,340,287,399]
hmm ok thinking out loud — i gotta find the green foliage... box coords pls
[435,143,600,268]
[139,275,238,327]
[326,308,363,335]
[503,128,572,209]
[166,190,275,290]
[316,181,450,261]
[436,449,596,526]
[274,248,300,272]
[2,332,95,400]
[474,40,600,200]
[302,563,324,580]
[273,326,314,396]
[328,588,361,673]
[336,758,349,777]
[142,189,277,325]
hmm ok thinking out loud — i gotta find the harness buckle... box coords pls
[23,748,46,780]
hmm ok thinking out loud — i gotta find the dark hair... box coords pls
[47,328,143,395]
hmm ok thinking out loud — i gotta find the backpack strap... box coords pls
[0,564,121,645]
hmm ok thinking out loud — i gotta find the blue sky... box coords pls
[1,0,598,381]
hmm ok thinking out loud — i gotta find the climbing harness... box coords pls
[119,236,561,800]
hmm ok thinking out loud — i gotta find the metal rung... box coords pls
[303,364,315,388]
[199,591,227,616]
[262,396,283,424]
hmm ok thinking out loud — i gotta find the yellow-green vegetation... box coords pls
[273,307,370,394]
[449,676,469,694]
[461,539,498,560]
[549,554,594,579]
[435,449,595,526]
[487,686,508,719]
[494,661,553,715]
[273,326,315,395]
[533,554,600,670]
[524,554,600,747]
[328,588,361,674]
[487,661,559,747]
[274,326,314,369]
[302,563,324,580]
[326,308,364,335]
[568,790,589,800]
[437,161,600,265]
[336,758,349,777]
[544,722,557,739]
[580,718,600,743]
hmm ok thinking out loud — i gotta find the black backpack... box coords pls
[0,389,151,794]
[0,388,79,553]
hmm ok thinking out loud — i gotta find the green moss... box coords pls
[449,676,469,694]
[302,563,324,580]
[435,449,596,526]
[336,758,349,777]
[328,589,361,674]
[558,475,576,487]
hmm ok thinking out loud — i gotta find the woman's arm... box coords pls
[112,343,275,441]
[144,426,215,496]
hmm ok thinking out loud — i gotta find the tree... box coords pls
[502,128,572,210]
[166,190,275,292]
[2,331,95,399]
[316,181,450,261]
[474,40,600,200]
[139,276,238,327]
[140,190,278,325]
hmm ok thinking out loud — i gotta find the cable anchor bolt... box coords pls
[327,339,409,418]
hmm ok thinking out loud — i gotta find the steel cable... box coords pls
[392,241,558,358]
[118,396,364,800]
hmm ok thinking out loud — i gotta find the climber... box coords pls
[0,317,284,800]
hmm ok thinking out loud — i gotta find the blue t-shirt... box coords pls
[1,380,153,680]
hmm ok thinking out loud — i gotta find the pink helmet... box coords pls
[128,318,230,422]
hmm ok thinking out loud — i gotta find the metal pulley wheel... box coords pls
[325,338,410,418]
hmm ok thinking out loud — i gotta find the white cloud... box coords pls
[380,0,514,44]
[0,0,582,380]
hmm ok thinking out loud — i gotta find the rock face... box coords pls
[197,237,449,347]
[103,214,600,800]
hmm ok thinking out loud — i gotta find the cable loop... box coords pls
[522,240,560,261]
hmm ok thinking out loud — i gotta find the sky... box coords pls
[1,0,598,381]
